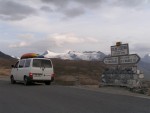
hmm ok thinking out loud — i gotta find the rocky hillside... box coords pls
[0,51,17,68]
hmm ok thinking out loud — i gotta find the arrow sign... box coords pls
[120,54,140,64]
[103,57,119,65]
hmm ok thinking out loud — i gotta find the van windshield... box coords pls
[33,59,52,68]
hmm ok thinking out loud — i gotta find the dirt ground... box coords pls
[0,69,11,76]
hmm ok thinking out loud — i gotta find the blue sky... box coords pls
[0,0,150,57]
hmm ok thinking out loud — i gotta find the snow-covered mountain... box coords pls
[141,54,150,63]
[42,50,106,61]
[11,55,20,59]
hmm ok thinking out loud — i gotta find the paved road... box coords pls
[0,80,150,113]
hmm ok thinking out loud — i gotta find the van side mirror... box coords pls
[11,65,14,68]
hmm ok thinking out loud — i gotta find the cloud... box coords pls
[86,38,99,43]
[40,6,53,12]
[130,43,150,56]
[0,0,37,21]
[40,0,104,18]
[10,16,51,33]
[48,33,85,46]
[62,7,85,18]
[112,0,148,7]
[40,0,150,19]
[8,33,99,52]
[41,0,104,9]
[1,0,149,21]
[9,41,30,48]
[75,0,104,8]
[17,34,34,39]
[41,0,69,8]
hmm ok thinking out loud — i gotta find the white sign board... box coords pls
[111,44,129,56]
[120,54,140,64]
[103,57,119,65]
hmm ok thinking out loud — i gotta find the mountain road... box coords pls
[0,78,150,113]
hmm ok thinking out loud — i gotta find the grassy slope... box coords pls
[0,58,17,76]
[51,58,106,85]
[0,58,17,68]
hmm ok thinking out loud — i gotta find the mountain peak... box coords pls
[141,53,150,63]
[42,50,106,61]
[42,50,55,56]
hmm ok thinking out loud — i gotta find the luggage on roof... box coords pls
[21,53,39,59]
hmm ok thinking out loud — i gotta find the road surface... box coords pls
[0,79,150,113]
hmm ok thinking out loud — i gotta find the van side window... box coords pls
[19,60,25,68]
[25,59,31,67]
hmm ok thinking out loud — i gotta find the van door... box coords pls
[32,59,44,80]
[23,59,31,79]
[32,59,52,80]
[11,61,19,80]
[17,59,26,81]
[41,59,53,80]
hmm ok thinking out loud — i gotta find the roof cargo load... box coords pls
[21,53,44,59]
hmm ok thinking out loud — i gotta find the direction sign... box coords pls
[103,57,118,65]
[120,54,140,64]
[111,44,129,56]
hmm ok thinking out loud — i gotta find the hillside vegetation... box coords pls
[51,58,105,85]
[0,51,17,76]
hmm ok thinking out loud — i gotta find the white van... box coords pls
[10,58,54,85]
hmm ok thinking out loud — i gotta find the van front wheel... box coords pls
[45,81,51,85]
[10,76,16,84]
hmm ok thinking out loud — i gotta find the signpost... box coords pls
[111,44,129,56]
[103,54,140,65]
[120,54,140,64]
[102,42,143,88]
[104,42,140,65]
[103,57,118,65]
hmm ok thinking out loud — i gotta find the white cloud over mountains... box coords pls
[9,41,30,48]
[8,33,99,53]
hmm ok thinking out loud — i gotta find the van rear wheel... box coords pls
[45,81,51,85]
[24,77,29,86]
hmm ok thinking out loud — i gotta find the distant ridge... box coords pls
[138,61,150,80]
[141,53,150,63]
[0,51,15,59]
[0,51,17,68]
